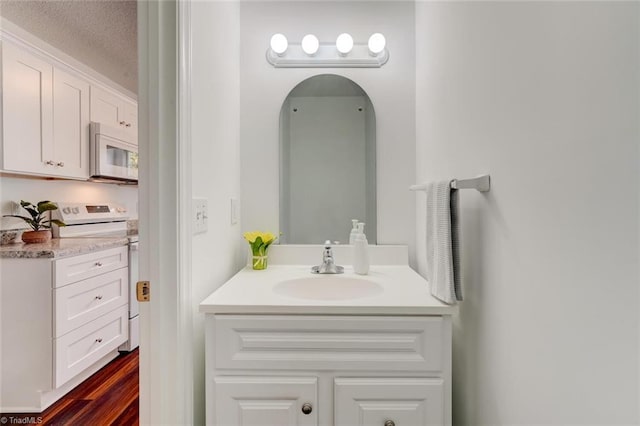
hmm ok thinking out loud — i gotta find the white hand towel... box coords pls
[425,181,462,304]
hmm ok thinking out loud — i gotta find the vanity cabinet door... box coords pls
[334,378,445,426]
[214,376,317,426]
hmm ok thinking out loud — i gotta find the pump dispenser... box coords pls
[349,219,359,245]
[353,222,370,275]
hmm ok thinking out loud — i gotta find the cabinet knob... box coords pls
[125,123,131,128]
[45,160,55,165]
[119,121,126,126]
[57,162,64,167]
[301,403,313,415]
[384,421,395,426]
[95,295,103,300]
[95,261,103,267]
[95,338,103,343]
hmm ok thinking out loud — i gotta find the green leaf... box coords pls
[20,200,33,208]
[22,206,39,219]
[37,202,58,214]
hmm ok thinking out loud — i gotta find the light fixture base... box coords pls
[266,43,389,68]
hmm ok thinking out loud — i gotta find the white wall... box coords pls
[240,1,416,261]
[190,1,245,424]
[416,2,639,424]
[0,177,138,229]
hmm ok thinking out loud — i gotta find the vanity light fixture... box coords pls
[336,33,354,56]
[269,33,288,56]
[301,34,320,56]
[368,33,386,56]
[266,32,388,68]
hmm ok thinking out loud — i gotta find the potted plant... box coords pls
[243,231,277,270]
[3,200,65,244]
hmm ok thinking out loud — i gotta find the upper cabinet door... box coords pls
[2,42,54,175]
[122,101,138,145]
[334,378,445,426]
[53,68,90,179]
[214,376,318,426]
[90,85,137,145]
[90,85,122,127]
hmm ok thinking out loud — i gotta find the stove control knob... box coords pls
[71,207,80,214]
[62,207,71,214]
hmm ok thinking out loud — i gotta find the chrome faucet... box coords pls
[311,240,344,274]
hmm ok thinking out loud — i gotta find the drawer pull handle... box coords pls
[120,121,126,125]
[95,338,103,343]
[125,123,131,127]
[301,403,312,415]
[45,160,55,165]
[57,162,64,167]
[95,262,103,267]
[384,421,395,426]
[95,295,103,300]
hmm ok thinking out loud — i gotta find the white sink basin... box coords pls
[273,276,384,301]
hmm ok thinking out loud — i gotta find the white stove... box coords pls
[53,202,139,351]
[52,202,131,238]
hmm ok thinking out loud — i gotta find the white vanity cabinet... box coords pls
[1,42,91,179]
[0,246,129,412]
[206,314,451,426]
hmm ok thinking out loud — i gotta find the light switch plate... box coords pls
[230,198,239,225]
[193,198,208,234]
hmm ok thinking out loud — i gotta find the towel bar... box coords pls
[410,174,491,192]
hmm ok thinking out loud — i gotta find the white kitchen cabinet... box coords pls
[206,314,452,426]
[334,377,445,426]
[1,41,90,179]
[52,68,90,178]
[214,376,318,426]
[1,41,54,175]
[90,85,137,145]
[0,246,129,412]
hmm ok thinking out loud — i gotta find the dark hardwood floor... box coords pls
[1,349,139,426]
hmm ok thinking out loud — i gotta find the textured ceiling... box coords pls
[1,0,137,93]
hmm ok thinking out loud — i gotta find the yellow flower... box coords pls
[243,231,277,246]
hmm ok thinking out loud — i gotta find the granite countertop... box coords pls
[0,237,130,259]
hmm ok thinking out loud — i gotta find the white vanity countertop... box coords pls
[200,265,458,316]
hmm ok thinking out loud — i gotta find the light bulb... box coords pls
[336,33,353,56]
[270,33,288,56]
[301,34,319,56]
[368,33,386,56]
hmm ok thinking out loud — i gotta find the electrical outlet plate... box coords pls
[193,198,208,234]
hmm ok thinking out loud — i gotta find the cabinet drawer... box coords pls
[214,315,444,372]
[54,246,128,287]
[54,305,128,388]
[334,377,444,426]
[54,268,128,337]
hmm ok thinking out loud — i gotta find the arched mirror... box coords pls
[279,74,377,244]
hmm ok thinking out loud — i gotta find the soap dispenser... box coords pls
[353,222,369,275]
[349,219,359,245]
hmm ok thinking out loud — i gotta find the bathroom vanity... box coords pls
[200,246,457,426]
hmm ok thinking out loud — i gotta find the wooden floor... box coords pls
[1,349,139,426]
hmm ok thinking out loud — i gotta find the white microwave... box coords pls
[90,122,138,182]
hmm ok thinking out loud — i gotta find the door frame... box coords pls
[138,0,194,424]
